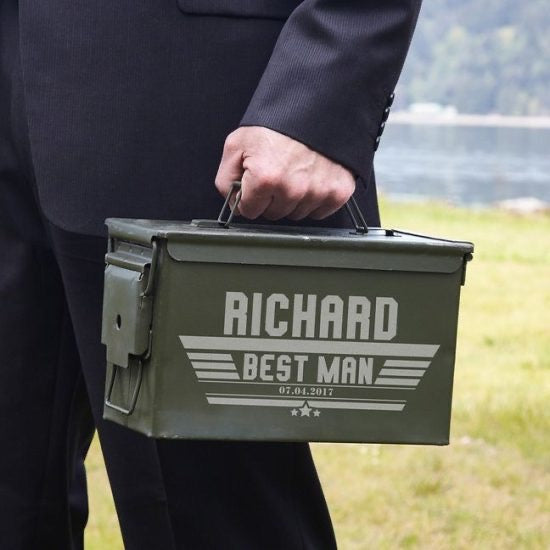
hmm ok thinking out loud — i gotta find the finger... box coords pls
[286,187,328,221]
[308,203,343,220]
[215,135,245,197]
[308,187,353,220]
[262,193,301,221]
[286,203,317,221]
[262,180,307,220]
[238,169,273,219]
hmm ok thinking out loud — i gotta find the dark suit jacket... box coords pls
[18,0,421,236]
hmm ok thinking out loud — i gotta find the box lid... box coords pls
[105,218,474,274]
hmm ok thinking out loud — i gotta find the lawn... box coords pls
[85,199,550,549]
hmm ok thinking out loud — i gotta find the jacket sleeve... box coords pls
[239,0,422,181]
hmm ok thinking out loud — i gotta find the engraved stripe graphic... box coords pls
[188,353,233,361]
[205,392,406,403]
[190,362,237,371]
[378,368,426,377]
[180,336,439,358]
[375,378,420,386]
[206,396,405,412]
[308,400,405,411]
[195,372,240,380]
[207,397,305,407]
[384,360,430,369]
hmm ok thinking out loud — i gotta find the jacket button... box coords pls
[386,92,395,107]
[378,121,386,136]
[373,135,381,151]
[381,107,391,122]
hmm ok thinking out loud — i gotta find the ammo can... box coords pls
[101,196,473,445]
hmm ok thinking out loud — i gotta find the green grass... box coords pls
[85,200,550,549]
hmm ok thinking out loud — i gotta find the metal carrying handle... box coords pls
[217,181,243,227]
[105,360,144,416]
[218,181,368,233]
[345,195,369,234]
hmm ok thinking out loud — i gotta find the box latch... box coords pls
[101,241,157,368]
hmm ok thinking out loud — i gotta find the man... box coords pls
[0,0,421,548]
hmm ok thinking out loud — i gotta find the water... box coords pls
[374,123,550,205]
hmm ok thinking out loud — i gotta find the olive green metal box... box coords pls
[101,218,473,445]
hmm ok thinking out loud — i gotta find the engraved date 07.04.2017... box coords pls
[278,385,334,397]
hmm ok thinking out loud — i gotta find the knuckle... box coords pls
[331,182,354,205]
[284,182,307,203]
[344,176,357,193]
[312,186,329,204]
[223,132,239,153]
[255,169,280,189]
[333,188,352,206]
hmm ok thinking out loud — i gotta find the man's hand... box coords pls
[215,126,355,221]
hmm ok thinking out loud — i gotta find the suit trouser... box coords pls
[0,2,336,549]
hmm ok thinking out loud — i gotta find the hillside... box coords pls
[396,0,549,116]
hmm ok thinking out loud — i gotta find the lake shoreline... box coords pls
[390,111,550,129]
[377,192,549,214]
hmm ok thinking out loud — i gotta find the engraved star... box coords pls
[313,409,321,417]
[291,408,298,416]
[299,404,312,417]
